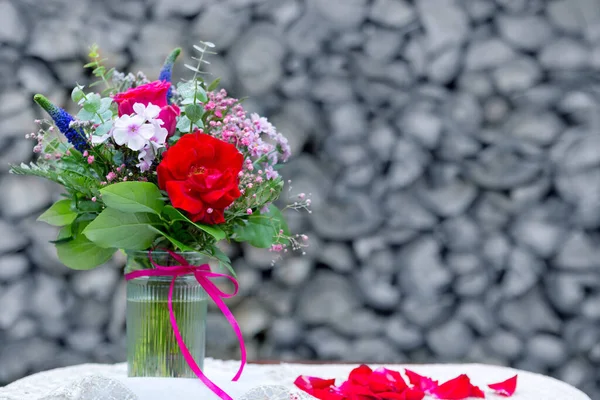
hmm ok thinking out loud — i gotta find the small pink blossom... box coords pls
[106,172,117,182]
[246,208,253,215]
[91,197,97,202]
[87,155,94,164]
[207,208,213,214]
[83,151,89,157]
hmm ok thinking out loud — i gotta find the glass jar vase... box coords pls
[125,251,208,378]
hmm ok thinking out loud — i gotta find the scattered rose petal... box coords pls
[432,374,473,399]
[488,375,518,397]
[405,369,439,394]
[469,384,486,398]
[370,367,409,393]
[349,364,374,385]
[294,376,343,400]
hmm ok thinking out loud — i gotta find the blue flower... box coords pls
[159,48,181,103]
[33,94,87,152]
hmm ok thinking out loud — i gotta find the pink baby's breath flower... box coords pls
[87,155,94,164]
[301,234,309,241]
[246,208,253,215]
[33,145,42,153]
[83,151,89,157]
[44,154,52,160]
[91,197,97,202]
[106,172,117,182]
[270,244,284,252]
[298,193,306,200]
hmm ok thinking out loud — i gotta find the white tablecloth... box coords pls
[0,359,591,400]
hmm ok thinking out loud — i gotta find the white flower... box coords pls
[133,103,161,121]
[136,146,154,172]
[111,114,155,151]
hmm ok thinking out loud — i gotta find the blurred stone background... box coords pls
[1,0,600,398]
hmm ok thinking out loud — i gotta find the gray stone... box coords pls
[0,0,27,45]
[0,107,36,139]
[130,20,183,73]
[483,96,510,125]
[426,320,474,359]
[387,138,431,188]
[557,134,600,171]
[311,194,382,240]
[457,71,495,98]
[28,21,80,61]
[581,293,600,320]
[499,289,561,335]
[397,108,442,149]
[364,27,404,61]
[447,253,482,275]
[0,338,59,382]
[401,295,454,329]
[273,257,313,287]
[443,92,483,136]
[554,231,600,270]
[511,218,564,258]
[464,0,497,22]
[511,176,552,207]
[456,301,497,335]
[0,254,29,281]
[438,130,482,161]
[368,122,397,162]
[417,178,478,217]
[0,220,28,254]
[526,334,568,368]
[353,236,388,261]
[332,308,384,338]
[305,327,350,359]
[66,329,104,353]
[492,57,542,94]
[416,0,470,51]
[426,47,462,85]
[153,0,206,16]
[231,25,285,95]
[438,216,481,251]
[540,38,589,70]
[454,270,491,298]
[473,193,512,230]
[310,0,368,29]
[0,280,30,329]
[345,338,404,363]
[466,147,543,190]
[286,12,331,56]
[496,14,554,50]
[385,316,424,350]
[107,281,125,340]
[297,272,360,324]
[192,4,248,50]
[0,90,30,118]
[235,299,271,337]
[329,103,368,140]
[105,0,146,19]
[465,39,517,70]
[318,243,355,273]
[356,268,401,311]
[502,247,544,298]
[547,0,588,34]
[404,34,427,77]
[206,313,239,354]
[71,298,110,329]
[398,237,452,295]
[71,266,118,301]
[564,318,600,354]
[310,77,353,104]
[6,317,37,341]
[485,330,524,360]
[30,274,71,319]
[384,192,437,230]
[256,282,294,316]
[269,318,303,347]
[556,359,595,389]
[369,0,416,28]
[0,175,51,219]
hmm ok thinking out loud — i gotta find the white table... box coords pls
[0,359,591,400]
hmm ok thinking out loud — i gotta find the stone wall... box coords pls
[1,0,600,398]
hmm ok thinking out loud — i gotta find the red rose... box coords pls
[113,80,180,136]
[157,131,243,225]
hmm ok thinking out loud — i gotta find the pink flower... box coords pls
[113,81,180,137]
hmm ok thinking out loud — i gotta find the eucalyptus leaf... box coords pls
[76,108,96,122]
[83,94,101,112]
[38,199,77,226]
[95,121,112,137]
[100,182,165,214]
[185,104,204,122]
[176,115,192,133]
[207,78,221,92]
[83,208,161,249]
[71,86,85,103]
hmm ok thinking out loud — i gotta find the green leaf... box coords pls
[149,227,197,252]
[176,115,192,133]
[195,86,208,103]
[162,205,226,241]
[83,208,161,249]
[50,225,74,244]
[95,121,112,137]
[98,97,113,113]
[233,205,288,248]
[207,78,221,92]
[38,199,78,226]
[208,245,236,277]
[185,104,204,122]
[56,234,116,270]
[100,182,164,214]
[77,108,96,122]
[177,81,196,98]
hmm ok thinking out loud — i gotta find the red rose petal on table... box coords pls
[404,369,439,394]
[432,374,473,399]
[488,375,518,397]
[349,364,374,385]
[469,383,486,398]
[370,367,409,393]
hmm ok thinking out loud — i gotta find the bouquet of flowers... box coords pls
[11,42,309,272]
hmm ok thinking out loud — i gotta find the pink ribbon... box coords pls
[125,250,246,400]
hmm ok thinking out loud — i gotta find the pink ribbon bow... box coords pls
[125,250,246,400]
